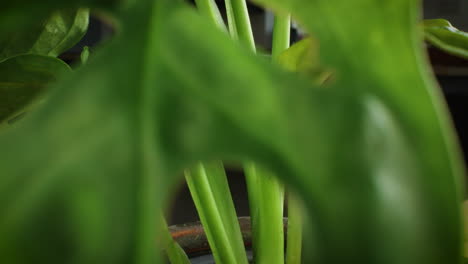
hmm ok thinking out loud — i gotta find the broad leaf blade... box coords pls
[0,3,161,263]
[0,0,118,42]
[0,2,308,263]
[251,0,465,263]
[0,54,70,127]
[34,8,90,57]
[424,19,468,59]
[0,9,90,61]
[0,1,464,264]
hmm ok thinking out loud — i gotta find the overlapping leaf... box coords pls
[251,0,465,263]
[0,9,90,61]
[277,37,331,83]
[0,54,70,128]
[0,1,464,264]
[424,19,468,59]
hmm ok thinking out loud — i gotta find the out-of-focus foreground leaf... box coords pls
[252,0,465,263]
[0,9,90,61]
[423,19,468,59]
[0,54,70,128]
[0,1,464,264]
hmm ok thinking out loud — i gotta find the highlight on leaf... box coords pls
[423,19,468,59]
[0,8,89,62]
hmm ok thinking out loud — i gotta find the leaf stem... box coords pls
[185,162,249,264]
[224,0,238,39]
[272,13,291,59]
[286,193,303,264]
[194,0,227,32]
[159,216,191,264]
[244,162,284,264]
[225,0,256,51]
[243,12,290,264]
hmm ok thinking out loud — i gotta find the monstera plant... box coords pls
[1,0,468,264]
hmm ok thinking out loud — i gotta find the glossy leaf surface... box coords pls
[0,1,464,264]
[0,9,90,61]
[0,54,70,128]
[423,19,468,59]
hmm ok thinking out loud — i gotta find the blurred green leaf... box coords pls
[0,54,70,128]
[277,37,331,84]
[423,19,468,59]
[0,9,90,61]
[252,0,465,263]
[0,1,464,264]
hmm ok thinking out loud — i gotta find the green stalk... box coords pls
[159,216,191,264]
[272,14,291,59]
[194,0,227,32]
[244,162,260,256]
[224,0,238,39]
[286,193,303,264]
[243,12,291,264]
[225,0,256,51]
[185,162,248,264]
[244,163,284,264]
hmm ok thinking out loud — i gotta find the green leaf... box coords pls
[0,54,70,128]
[0,1,464,264]
[0,9,90,61]
[277,37,331,84]
[0,0,119,41]
[423,19,468,59]
[159,216,191,264]
[185,162,248,264]
[251,0,465,263]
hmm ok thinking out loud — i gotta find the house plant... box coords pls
[1,0,468,264]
